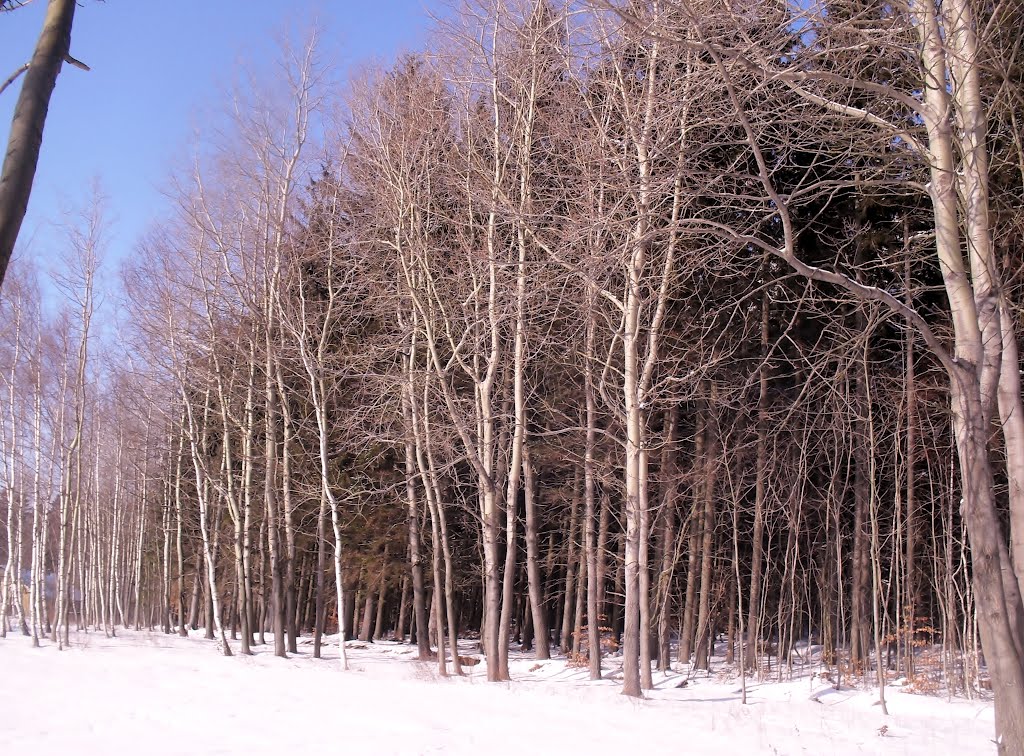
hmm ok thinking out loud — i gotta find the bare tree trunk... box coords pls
[274,361,298,654]
[851,363,871,668]
[395,573,409,643]
[131,482,146,631]
[358,578,375,643]
[423,494,447,675]
[0,0,79,285]
[694,396,718,672]
[747,294,769,670]
[680,413,704,664]
[313,490,327,658]
[419,394,462,675]
[497,483,516,680]
[560,471,580,653]
[863,345,889,715]
[263,367,285,658]
[373,573,387,642]
[656,406,679,673]
[620,136,649,697]
[584,313,603,680]
[28,349,44,646]
[172,422,188,635]
[401,372,431,661]
[903,251,918,676]
[183,392,230,656]
[240,344,258,647]
[638,442,653,690]
[188,548,201,631]
[0,300,28,637]
[0,530,10,638]
[523,444,549,659]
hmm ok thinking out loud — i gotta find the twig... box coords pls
[0,63,29,97]
[0,0,39,11]
[63,53,89,71]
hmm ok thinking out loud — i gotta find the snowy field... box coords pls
[0,630,995,755]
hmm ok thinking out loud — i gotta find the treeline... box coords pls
[2,0,1024,750]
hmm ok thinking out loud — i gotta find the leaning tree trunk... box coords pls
[0,0,79,286]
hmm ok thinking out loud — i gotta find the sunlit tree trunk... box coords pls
[0,0,79,285]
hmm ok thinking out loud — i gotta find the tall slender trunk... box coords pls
[560,471,580,653]
[188,548,202,631]
[851,363,871,667]
[0,308,24,638]
[419,388,462,675]
[638,442,653,690]
[396,573,409,643]
[313,489,327,659]
[680,411,705,664]
[423,489,447,676]
[694,395,718,672]
[656,406,679,672]
[183,391,231,656]
[523,444,549,659]
[904,251,918,675]
[274,361,298,654]
[209,364,250,654]
[401,355,431,661]
[28,352,44,646]
[263,360,286,658]
[747,294,769,670]
[584,312,603,680]
[863,344,889,714]
[497,477,517,680]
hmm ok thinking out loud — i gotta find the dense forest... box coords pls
[2,0,1023,751]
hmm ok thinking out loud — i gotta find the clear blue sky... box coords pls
[0,0,442,285]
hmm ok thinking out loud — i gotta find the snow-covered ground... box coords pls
[0,630,994,754]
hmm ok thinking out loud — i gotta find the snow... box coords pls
[0,631,995,755]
